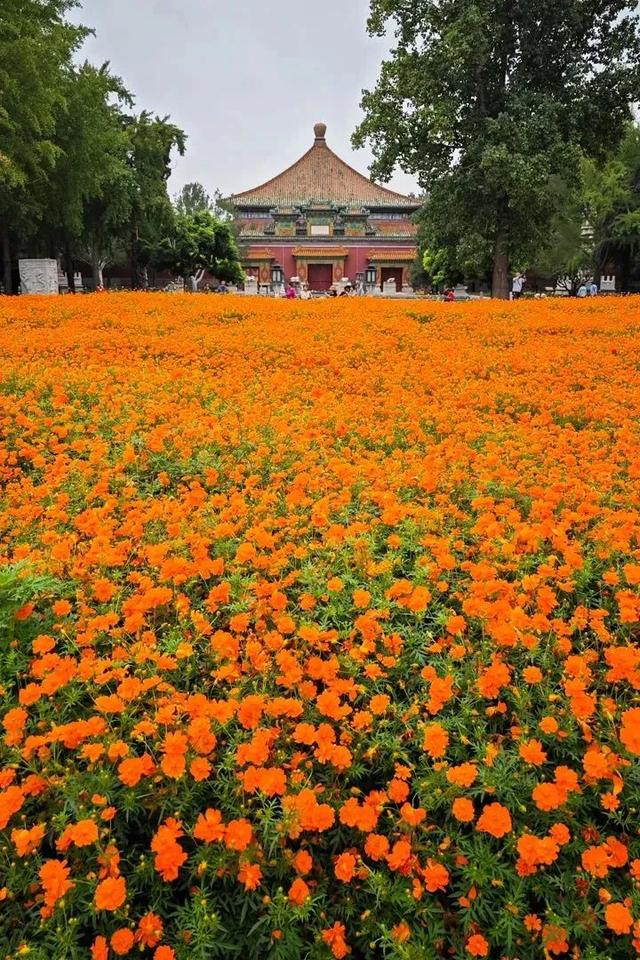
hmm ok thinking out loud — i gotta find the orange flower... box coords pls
[111,928,135,956]
[446,763,478,788]
[353,588,371,609]
[519,739,547,766]
[136,913,164,948]
[52,599,72,617]
[476,803,512,838]
[118,754,155,787]
[160,731,188,779]
[335,851,357,882]
[154,948,176,960]
[539,716,559,735]
[532,782,564,811]
[95,875,126,911]
[423,722,449,758]
[620,707,640,754]
[224,818,253,851]
[5,289,640,960]
[386,839,412,872]
[293,849,313,875]
[369,694,390,715]
[12,823,45,857]
[322,922,350,959]
[391,921,411,942]
[581,845,611,878]
[151,819,187,881]
[364,833,389,861]
[0,785,25,830]
[288,877,310,905]
[237,862,262,890]
[466,934,489,956]
[39,859,74,916]
[522,666,543,684]
[340,797,379,832]
[423,859,449,892]
[542,924,569,955]
[91,936,109,960]
[452,797,475,822]
[400,803,426,826]
[605,902,633,934]
[193,808,225,843]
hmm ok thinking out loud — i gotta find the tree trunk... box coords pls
[2,222,12,295]
[131,230,140,289]
[92,253,104,288]
[620,248,632,293]
[65,241,75,293]
[492,227,509,300]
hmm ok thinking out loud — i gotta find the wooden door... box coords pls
[307,263,333,291]
[380,267,403,291]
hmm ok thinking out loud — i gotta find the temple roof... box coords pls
[230,123,420,210]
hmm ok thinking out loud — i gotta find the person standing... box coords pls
[589,280,599,296]
[512,273,525,300]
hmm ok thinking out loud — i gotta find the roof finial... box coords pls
[314,122,327,143]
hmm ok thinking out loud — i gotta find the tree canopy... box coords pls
[354,0,640,297]
[0,0,186,292]
[153,209,243,286]
[174,182,213,216]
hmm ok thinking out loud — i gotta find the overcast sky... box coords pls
[72,0,417,201]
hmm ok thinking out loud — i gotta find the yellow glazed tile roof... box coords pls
[231,124,420,210]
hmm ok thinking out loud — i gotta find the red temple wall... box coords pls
[252,244,415,285]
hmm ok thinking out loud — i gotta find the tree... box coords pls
[585,124,640,291]
[174,182,212,215]
[0,0,88,291]
[353,1,640,298]
[153,209,244,287]
[125,112,187,288]
[175,182,234,222]
[529,207,592,295]
[37,61,133,290]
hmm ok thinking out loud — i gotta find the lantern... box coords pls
[365,265,377,286]
[271,264,284,285]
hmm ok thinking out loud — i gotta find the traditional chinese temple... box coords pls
[229,123,420,292]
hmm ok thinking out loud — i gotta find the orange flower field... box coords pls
[1,292,640,960]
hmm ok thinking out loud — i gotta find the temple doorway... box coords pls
[307,263,333,291]
[380,267,403,292]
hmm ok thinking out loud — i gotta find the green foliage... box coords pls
[0,2,187,291]
[0,0,89,289]
[0,0,87,192]
[30,61,135,288]
[124,112,187,287]
[585,124,640,290]
[353,0,640,296]
[174,182,213,216]
[153,210,244,284]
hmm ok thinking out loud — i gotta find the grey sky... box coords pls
[72,0,418,201]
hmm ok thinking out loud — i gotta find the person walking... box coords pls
[512,273,525,300]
